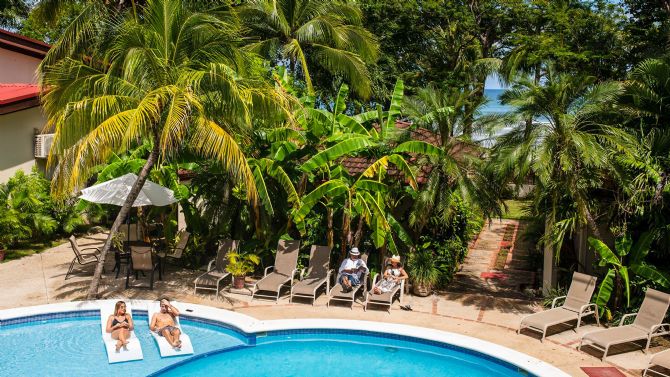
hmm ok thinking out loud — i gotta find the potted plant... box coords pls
[226,252,261,289]
[407,250,439,297]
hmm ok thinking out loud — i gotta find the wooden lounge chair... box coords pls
[251,240,301,302]
[290,245,331,305]
[126,245,161,289]
[645,349,670,377]
[518,272,599,341]
[193,239,237,298]
[364,257,405,313]
[579,288,670,361]
[328,253,369,309]
[65,235,101,280]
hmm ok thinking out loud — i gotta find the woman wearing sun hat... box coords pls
[372,255,408,295]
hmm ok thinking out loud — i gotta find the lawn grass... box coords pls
[502,199,534,220]
[2,238,68,263]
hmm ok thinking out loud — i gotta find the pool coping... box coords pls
[0,300,569,377]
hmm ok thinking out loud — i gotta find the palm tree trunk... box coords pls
[86,139,160,299]
[340,199,351,261]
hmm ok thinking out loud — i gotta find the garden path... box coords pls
[447,219,537,298]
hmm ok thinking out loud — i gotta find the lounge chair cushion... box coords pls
[194,270,229,287]
[292,277,327,296]
[521,307,580,330]
[367,288,399,304]
[582,325,648,348]
[256,273,291,292]
[651,349,670,368]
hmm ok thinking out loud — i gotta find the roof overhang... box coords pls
[0,28,50,59]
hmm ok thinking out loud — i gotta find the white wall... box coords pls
[0,48,41,84]
[0,107,46,182]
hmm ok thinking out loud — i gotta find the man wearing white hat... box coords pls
[337,247,368,292]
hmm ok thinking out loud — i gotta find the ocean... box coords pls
[481,89,512,115]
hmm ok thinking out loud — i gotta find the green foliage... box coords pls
[589,233,670,318]
[406,249,439,287]
[225,252,261,277]
[0,169,85,249]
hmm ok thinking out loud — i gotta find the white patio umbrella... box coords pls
[80,173,177,245]
[80,173,177,207]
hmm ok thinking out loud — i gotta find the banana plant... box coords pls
[588,232,670,319]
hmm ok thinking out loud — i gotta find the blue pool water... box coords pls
[0,315,246,377]
[0,315,533,377]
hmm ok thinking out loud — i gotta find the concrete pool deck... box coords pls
[0,231,663,376]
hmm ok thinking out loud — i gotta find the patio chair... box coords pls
[364,257,405,313]
[579,288,670,361]
[193,239,238,297]
[289,245,331,305]
[644,349,670,377]
[125,245,161,290]
[251,240,301,302]
[157,230,190,274]
[327,253,369,309]
[518,272,599,341]
[65,235,101,280]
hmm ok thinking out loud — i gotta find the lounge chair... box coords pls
[125,245,161,289]
[147,301,194,357]
[328,253,369,309]
[579,288,670,360]
[518,272,599,341]
[251,240,301,302]
[65,235,101,280]
[157,230,190,273]
[645,349,670,377]
[364,257,405,313]
[290,245,331,305]
[193,239,238,298]
[99,300,143,363]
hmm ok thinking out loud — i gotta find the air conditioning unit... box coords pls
[34,133,55,158]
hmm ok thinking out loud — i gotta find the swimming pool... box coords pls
[0,301,568,377]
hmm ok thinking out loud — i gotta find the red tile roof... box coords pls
[0,83,40,114]
[340,120,441,185]
[0,28,50,59]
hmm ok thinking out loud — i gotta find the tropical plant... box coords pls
[406,250,439,296]
[238,0,379,97]
[489,69,625,253]
[40,0,289,299]
[588,233,670,319]
[225,252,261,277]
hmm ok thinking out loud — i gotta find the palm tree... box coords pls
[238,0,379,98]
[40,0,288,298]
[488,69,624,249]
[404,84,503,232]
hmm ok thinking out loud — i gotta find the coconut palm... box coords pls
[238,0,379,97]
[40,0,288,298]
[488,69,624,249]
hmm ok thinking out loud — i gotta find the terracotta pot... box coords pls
[0,248,6,262]
[412,282,431,297]
[233,276,246,289]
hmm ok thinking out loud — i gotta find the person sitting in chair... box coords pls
[150,298,182,349]
[106,300,134,352]
[338,248,368,292]
[372,255,408,294]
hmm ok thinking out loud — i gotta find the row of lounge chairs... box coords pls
[193,240,402,312]
[518,272,670,375]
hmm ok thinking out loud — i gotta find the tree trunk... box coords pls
[583,205,602,241]
[353,216,364,247]
[326,207,334,248]
[340,200,351,261]
[86,137,160,299]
